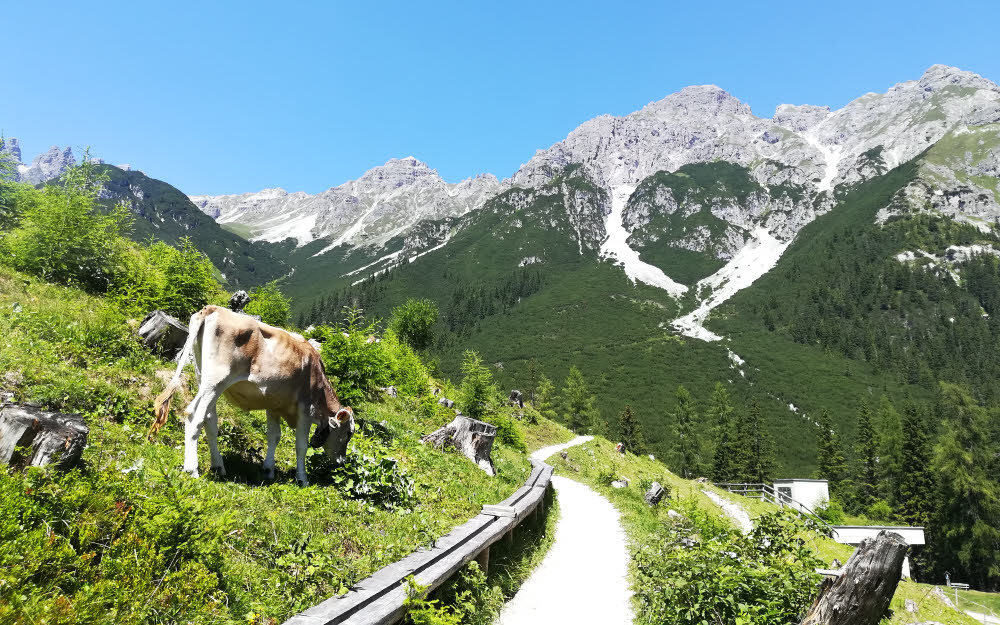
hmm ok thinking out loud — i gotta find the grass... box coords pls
[0,263,559,624]
[955,588,1000,618]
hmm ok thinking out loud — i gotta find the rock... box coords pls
[508,389,524,408]
[905,599,919,613]
[381,386,398,398]
[560,451,569,459]
[694,477,709,483]
[421,415,497,476]
[138,310,189,360]
[437,397,455,408]
[228,290,251,313]
[0,405,89,470]
[18,145,76,185]
[308,338,322,352]
[615,442,626,455]
[645,481,668,506]
[611,477,629,489]
[931,586,956,609]
[667,509,681,518]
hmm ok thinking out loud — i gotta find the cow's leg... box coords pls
[263,410,282,481]
[203,397,226,476]
[182,394,211,477]
[294,404,311,487]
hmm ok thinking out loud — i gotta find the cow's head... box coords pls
[310,406,355,465]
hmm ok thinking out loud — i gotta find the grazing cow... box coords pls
[151,305,354,486]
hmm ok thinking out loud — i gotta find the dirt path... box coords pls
[498,436,633,624]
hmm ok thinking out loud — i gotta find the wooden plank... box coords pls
[482,504,517,517]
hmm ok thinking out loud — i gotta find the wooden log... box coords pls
[475,546,490,575]
[421,415,497,476]
[138,310,189,360]
[0,405,89,470]
[799,530,908,625]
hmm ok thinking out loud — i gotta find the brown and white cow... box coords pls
[151,305,354,486]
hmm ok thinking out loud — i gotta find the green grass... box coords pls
[220,222,260,240]
[0,263,554,624]
[955,588,1000,618]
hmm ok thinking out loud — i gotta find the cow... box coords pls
[150,305,355,486]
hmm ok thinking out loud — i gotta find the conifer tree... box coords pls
[707,382,737,482]
[816,408,849,503]
[876,395,903,506]
[617,405,646,456]
[561,367,597,433]
[671,386,704,479]
[930,383,1000,588]
[534,374,558,422]
[896,401,935,528]
[853,400,879,511]
[735,398,775,483]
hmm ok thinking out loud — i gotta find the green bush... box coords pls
[633,503,823,625]
[307,437,415,510]
[866,499,893,523]
[459,351,499,420]
[112,237,222,318]
[245,280,292,326]
[389,297,438,351]
[815,499,846,524]
[308,308,428,406]
[489,412,526,453]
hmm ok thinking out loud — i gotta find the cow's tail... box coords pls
[150,309,205,437]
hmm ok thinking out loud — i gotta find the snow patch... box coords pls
[254,213,317,244]
[408,234,452,264]
[673,228,791,342]
[313,199,383,256]
[702,489,753,534]
[600,184,688,297]
[801,130,843,193]
[341,249,403,277]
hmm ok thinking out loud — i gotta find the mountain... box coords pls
[1,141,78,185]
[190,157,500,251]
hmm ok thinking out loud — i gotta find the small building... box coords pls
[830,525,926,579]
[772,478,829,513]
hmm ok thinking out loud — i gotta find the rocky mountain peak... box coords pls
[772,104,831,132]
[640,85,753,119]
[0,137,22,164]
[917,64,1000,93]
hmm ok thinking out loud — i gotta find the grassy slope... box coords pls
[528,416,979,625]
[0,265,545,624]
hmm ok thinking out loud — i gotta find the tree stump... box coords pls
[138,310,189,360]
[644,481,667,506]
[0,405,89,470]
[508,390,524,408]
[421,415,497,476]
[229,290,250,313]
[799,530,908,625]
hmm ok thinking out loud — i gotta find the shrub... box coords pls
[307,438,415,510]
[459,351,499,419]
[815,499,846,525]
[1,158,129,293]
[245,280,292,326]
[389,298,438,351]
[633,503,823,625]
[112,237,222,318]
[489,412,526,453]
[866,499,893,523]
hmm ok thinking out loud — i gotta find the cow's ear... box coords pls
[335,408,353,423]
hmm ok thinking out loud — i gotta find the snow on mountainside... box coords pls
[190,158,499,251]
[192,65,1000,314]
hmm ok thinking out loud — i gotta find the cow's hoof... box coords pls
[296,476,310,487]
[210,464,227,476]
[263,468,276,481]
[184,467,200,478]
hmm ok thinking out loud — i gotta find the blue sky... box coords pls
[4,0,999,195]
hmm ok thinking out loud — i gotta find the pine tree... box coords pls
[930,383,1000,588]
[535,374,558,422]
[853,399,879,511]
[617,405,646,456]
[707,382,737,483]
[735,398,775,483]
[876,395,903,506]
[561,367,597,433]
[671,386,704,479]
[896,401,935,528]
[816,408,849,504]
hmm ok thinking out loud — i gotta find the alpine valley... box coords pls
[9,64,1000,475]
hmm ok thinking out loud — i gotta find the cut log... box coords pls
[799,530,908,625]
[508,390,524,408]
[228,290,250,313]
[421,415,497,476]
[0,405,89,470]
[138,310,189,360]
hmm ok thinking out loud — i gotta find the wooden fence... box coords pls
[283,459,555,625]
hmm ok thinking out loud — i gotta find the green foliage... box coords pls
[876,395,904,506]
[245,280,292,326]
[867,499,893,523]
[534,374,559,422]
[930,382,1000,588]
[733,398,776,483]
[2,156,129,293]
[670,386,705,479]
[308,437,415,509]
[617,404,647,455]
[816,409,848,500]
[896,401,936,528]
[815,500,846,525]
[389,297,439,350]
[561,366,598,433]
[633,503,824,625]
[490,411,527,453]
[853,400,879,512]
[459,350,500,419]
[708,382,738,482]
[113,236,223,318]
[403,576,463,625]
[309,308,429,406]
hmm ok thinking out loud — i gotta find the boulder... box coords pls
[0,405,89,470]
[645,481,667,506]
[138,310,189,360]
[229,290,251,313]
[381,386,398,398]
[437,397,455,408]
[421,415,497,476]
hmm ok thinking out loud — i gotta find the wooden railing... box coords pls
[714,482,835,536]
[283,459,554,625]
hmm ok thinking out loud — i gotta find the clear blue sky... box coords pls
[4,0,999,195]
